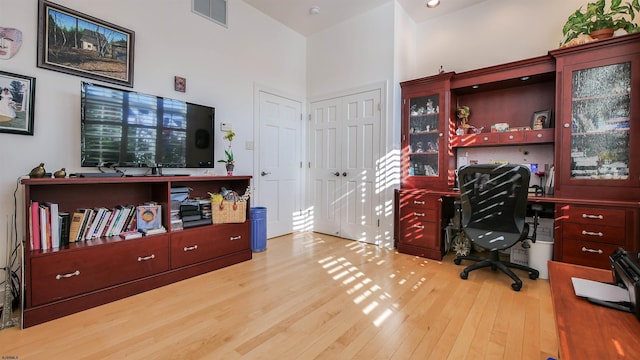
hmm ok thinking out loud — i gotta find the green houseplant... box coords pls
[218,129,236,175]
[560,0,640,46]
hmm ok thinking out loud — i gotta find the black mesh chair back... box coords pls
[454,163,539,291]
[459,164,530,251]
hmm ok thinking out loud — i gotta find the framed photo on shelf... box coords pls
[37,0,135,87]
[0,70,36,136]
[531,109,552,130]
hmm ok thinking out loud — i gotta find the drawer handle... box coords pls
[581,247,603,254]
[582,214,604,220]
[413,224,425,229]
[413,201,425,205]
[413,212,425,217]
[508,135,514,140]
[536,133,542,138]
[56,270,80,280]
[183,245,198,251]
[483,137,489,141]
[137,254,156,261]
[582,230,603,237]
[230,236,242,241]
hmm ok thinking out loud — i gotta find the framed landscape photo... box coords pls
[531,109,552,130]
[0,71,36,136]
[37,0,135,87]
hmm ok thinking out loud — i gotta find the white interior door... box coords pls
[309,88,381,243]
[256,90,302,238]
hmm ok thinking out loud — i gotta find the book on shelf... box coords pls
[39,205,50,250]
[119,230,143,240]
[84,208,106,240]
[100,208,118,238]
[30,201,41,251]
[59,212,71,247]
[136,203,162,231]
[115,205,136,235]
[94,209,112,239]
[182,218,212,228]
[140,226,167,236]
[42,202,60,249]
[77,208,95,241]
[68,210,85,243]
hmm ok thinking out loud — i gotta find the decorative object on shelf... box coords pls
[174,76,186,92]
[29,162,46,178]
[531,109,552,129]
[0,70,35,135]
[491,123,510,132]
[209,186,250,224]
[37,0,135,87]
[0,27,23,60]
[218,129,236,175]
[560,0,640,47]
[456,106,471,135]
[53,168,66,178]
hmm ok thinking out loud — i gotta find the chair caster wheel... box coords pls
[529,273,539,280]
[460,271,468,280]
[511,283,522,291]
[454,258,462,265]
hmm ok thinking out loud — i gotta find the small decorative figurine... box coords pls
[53,168,67,178]
[29,163,46,178]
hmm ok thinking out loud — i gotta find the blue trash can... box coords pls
[250,207,267,252]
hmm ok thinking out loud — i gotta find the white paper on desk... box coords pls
[571,277,630,303]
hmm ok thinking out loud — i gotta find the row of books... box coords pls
[29,202,139,250]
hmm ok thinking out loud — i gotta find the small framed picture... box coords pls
[0,70,36,136]
[531,109,552,130]
[174,76,186,92]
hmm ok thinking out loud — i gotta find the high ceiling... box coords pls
[242,0,489,36]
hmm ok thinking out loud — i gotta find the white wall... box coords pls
[411,0,587,79]
[0,0,305,271]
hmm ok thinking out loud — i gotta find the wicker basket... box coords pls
[212,198,246,224]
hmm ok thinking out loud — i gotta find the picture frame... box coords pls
[37,0,135,87]
[0,70,36,136]
[174,76,186,92]
[531,109,552,130]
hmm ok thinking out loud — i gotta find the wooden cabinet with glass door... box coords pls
[400,72,455,191]
[551,33,640,201]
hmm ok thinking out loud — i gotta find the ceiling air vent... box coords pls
[192,0,227,27]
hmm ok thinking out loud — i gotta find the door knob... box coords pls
[342,172,347,177]
[333,172,340,176]
[261,171,271,176]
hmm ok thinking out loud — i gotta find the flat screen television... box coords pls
[80,81,215,169]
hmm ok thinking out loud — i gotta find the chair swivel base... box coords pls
[454,250,539,291]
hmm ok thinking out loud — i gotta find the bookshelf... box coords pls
[21,175,252,328]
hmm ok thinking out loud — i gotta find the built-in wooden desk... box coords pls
[548,261,640,360]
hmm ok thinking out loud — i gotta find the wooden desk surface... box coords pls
[548,261,640,360]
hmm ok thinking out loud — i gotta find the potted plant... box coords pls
[218,129,236,175]
[560,0,640,46]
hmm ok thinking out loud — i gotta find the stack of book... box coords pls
[180,201,212,228]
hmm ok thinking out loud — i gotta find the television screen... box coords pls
[81,82,215,168]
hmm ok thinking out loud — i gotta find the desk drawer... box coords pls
[562,222,625,245]
[399,194,439,210]
[399,219,438,248]
[562,206,625,226]
[562,239,619,269]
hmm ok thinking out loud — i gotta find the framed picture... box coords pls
[37,0,135,87]
[0,70,36,136]
[531,109,552,130]
[174,76,186,92]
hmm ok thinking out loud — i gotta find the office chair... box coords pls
[453,164,539,291]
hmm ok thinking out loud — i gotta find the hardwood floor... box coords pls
[0,232,558,359]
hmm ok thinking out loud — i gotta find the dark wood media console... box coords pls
[21,175,252,328]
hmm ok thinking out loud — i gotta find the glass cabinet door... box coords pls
[407,94,441,178]
[570,62,631,181]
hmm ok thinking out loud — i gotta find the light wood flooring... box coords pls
[0,232,558,359]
